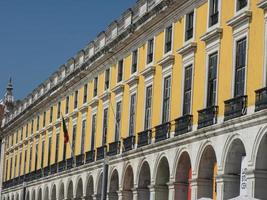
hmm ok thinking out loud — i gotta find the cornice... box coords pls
[227,10,252,29]
[89,97,99,108]
[177,42,197,56]
[157,54,175,66]
[79,102,89,113]
[125,75,139,88]
[200,28,223,44]
[99,90,111,102]
[140,65,156,78]
[258,0,267,10]
[111,83,125,95]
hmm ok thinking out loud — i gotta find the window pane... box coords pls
[144,85,153,130]
[162,76,171,123]
[129,94,137,136]
[207,53,218,107]
[183,65,193,115]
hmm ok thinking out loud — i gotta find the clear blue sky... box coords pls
[0,0,136,100]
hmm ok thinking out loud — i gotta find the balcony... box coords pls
[50,163,58,175]
[58,160,66,172]
[76,154,85,167]
[175,115,193,136]
[255,87,267,112]
[155,122,171,142]
[43,166,50,176]
[107,141,121,156]
[123,136,136,152]
[18,175,24,184]
[85,150,95,163]
[97,146,106,160]
[66,157,74,169]
[35,169,43,179]
[198,106,218,129]
[137,129,152,147]
[224,95,247,121]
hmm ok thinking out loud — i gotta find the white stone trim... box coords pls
[206,0,222,32]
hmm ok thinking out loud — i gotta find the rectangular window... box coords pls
[72,125,77,155]
[234,38,247,97]
[105,69,110,90]
[55,133,59,163]
[41,140,45,168]
[83,84,88,104]
[162,76,171,123]
[50,106,53,123]
[14,155,17,177]
[209,0,219,27]
[43,111,46,127]
[19,152,22,176]
[26,124,28,138]
[102,108,108,145]
[16,131,18,144]
[115,101,122,141]
[81,119,86,154]
[10,157,13,179]
[147,38,154,64]
[207,53,218,107]
[237,0,247,11]
[29,146,32,172]
[165,26,172,54]
[24,150,27,175]
[31,119,34,134]
[131,50,138,74]
[74,90,78,109]
[94,77,98,97]
[37,115,40,131]
[117,60,124,83]
[66,96,70,114]
[91,114,96,150]
[129,94,137,136]
[57,101,61,119]
[35,143,38,171]
[144,85,153,130]
[185,11,194,41]
[183,65,193,115]
[47,137,51,166]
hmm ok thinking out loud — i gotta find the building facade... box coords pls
[1,0,267,199]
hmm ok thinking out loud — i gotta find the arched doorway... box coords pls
[224,139,246,199]
[76,178,83,200]
[86,176,94,200]
[32,190,36,200]
[67,181,74,200]
[44,187,49,200]
[37,188,42,200]
[122,165,134,200]
[197,145,217,199]
[51,185,56,200]
[137,161,151,200]
[155,157,170,200]
[96,173,103,200]
[25,190,30,200]
[255,133,267,199]
[109,170,119,200]
[175,151,192,200]
[59,182,64,200]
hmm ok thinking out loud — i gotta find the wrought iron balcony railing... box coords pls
[58,160,66,172]
[35,169,43,179]
[108,141,121,156]
[137,129,152,147]
[76,154,85,167]
[255,87,267,112]
[50,163,58,175]
[155,122,171,142]
[97,146,106,160]
[85,150,95,163]
[43,166,50,177]
[224,95,247,121]
[175,114,193,136]
[123,136,135,152]
[66,157,74,170]
[198,106,218,129]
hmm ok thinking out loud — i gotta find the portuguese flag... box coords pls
[62,116,69,144]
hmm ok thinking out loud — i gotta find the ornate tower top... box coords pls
[4,77,14,111]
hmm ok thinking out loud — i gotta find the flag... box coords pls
[62,116,69,144]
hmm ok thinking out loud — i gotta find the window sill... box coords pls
[111,82,125,95]
[157,54,175,66]
[69,109,79,119]
[125,74,139,87]
[140,65,155,78]
[99,90,111,102]
[89,97,99,108]
[79,102,89,113]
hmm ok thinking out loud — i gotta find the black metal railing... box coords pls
[224,95,247,121]
[66,157,74,169]
[97,146,106,160]
[58,160,66,172]
[35,169,43,179]
[155,122,171,142]
[175,114,193,136]
[50,163,58,175]
[43,166,50,176]
[198,106,218,129]
[255,87,267,112]
[123,136,136,152]
[108,141,121,156]
[85,150,95,163]
[76,154,85,166]
[137,129,152,147]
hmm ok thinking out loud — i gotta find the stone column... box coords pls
[169,181,189,200]
[167,182,175,200]
[148,185,155,200]
[247,169,267,198]
[190,178,198,200]
[92,194,101,200]
[216,174,240,200]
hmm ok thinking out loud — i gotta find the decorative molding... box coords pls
[125,75,139,88]
[157,54,175,66]
[200,28,223,44]
[79,103,89,113]
[258,0,267,10]
[111,83,125,95]
[227,10,252,29]
[177,42,197,56]
[140,65,156,78]
[99,90,111,102]
[89,97,99,108]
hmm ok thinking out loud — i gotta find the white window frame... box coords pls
[143,80,154,130]
[163,23,174,56]
[235,0,249,15]
[101,100,109,145]
[80,113,87,154]
[128,84,138,136]
[146,36,156,67]
[117,59,125,84]
[114,93,123,141]
[131,48,139,76]
[184,9,196,45]
[207,0,221,31]
[90,107,97,151]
